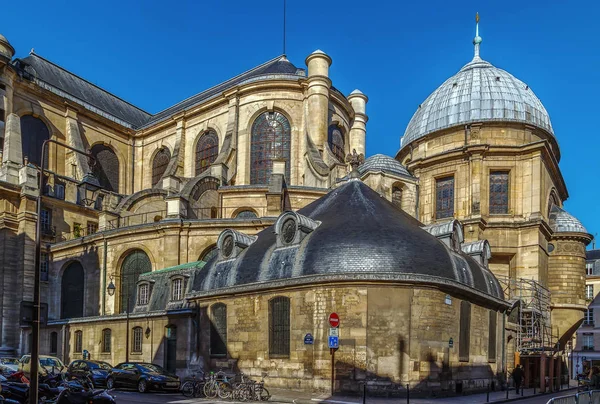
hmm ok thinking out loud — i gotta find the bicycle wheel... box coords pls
[195,381,205,398]
[218,381,233,399]
[260,387,271,401]
[204,381,218,398]
[181,381,195,398]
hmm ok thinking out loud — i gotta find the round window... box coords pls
[281,218,297,244]
[222,235,234,258]
[548,243,555,253]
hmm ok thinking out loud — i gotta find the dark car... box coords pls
[106,362,180,393]
[68,360,113,387]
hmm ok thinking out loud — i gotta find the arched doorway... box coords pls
[120,250,152,312]
[61,262,84,319]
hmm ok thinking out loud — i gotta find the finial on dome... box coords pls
[472,12,482,61]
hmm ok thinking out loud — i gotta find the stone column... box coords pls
[347,90,368,156]
[304,50,332,151]
[0,113,23,185]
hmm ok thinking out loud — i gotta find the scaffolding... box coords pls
[496,276,558,354]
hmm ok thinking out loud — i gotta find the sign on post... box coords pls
[329,313,340,328]
[328,336,339,349]
[329,328,339,337]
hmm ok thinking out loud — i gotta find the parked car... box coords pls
[0,358,20,374]
[19,354,65,377]
[106,362,180,393]
[67,360,113,387]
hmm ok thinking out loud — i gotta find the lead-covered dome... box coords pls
[401,25,553,150]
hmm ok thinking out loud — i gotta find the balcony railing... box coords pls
[54,227,99,243]
[582,345,595,351]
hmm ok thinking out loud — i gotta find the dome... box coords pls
[401,28,553,150]
[358,154,413,178]
[0,33,15,59]
[549,205,589,234]
[192,180,504,302]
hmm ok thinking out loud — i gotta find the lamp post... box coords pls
[30,140,98,404]
[107,276,130,363]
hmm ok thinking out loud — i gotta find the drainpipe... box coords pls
[502,311,507,383]
[131,137,135,194]
[102,237,108,315]
[414,182,420,220]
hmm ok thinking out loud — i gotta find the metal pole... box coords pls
[29,139,94,404]
[486,385,490,402]
[362,382,366,404]
[330,348,335,396]
[126,286,130,363]
[406,383,409,404]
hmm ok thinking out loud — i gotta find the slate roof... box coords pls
[192,180,505,303]
[15,53,151,128]
[587,250,600,261]
[358,154,414,179]
[549,205,589,234]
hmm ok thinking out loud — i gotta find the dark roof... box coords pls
[193,180,504,302]
[15,53,151,128]
[588,250,600,261]
[141,55,305,128]
[358,154,414,178]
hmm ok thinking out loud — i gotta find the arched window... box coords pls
[328,125,345,163]
[20,115,50,167]
[210,303,227,357]
[548,190,560,217]
[91,144,120,192]
[151,147,171,187]
[269,296,290,358]
[120,250,152,313]
[61,261,84,319]
[392,186,403,209]
[74,330,83,353]
[50,332,58,355]
[195,131,219,176]
[132,327,143,353]
[102,329,111,353]
[199,245,218,262]
[235,209,258,219]
[250,112,291,184]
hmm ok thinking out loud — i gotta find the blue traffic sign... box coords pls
[328,336,339,349]
[304,333,314,345]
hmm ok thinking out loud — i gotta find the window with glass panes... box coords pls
[87,222,98,235]
[588,263,595,276]
[195,131,219,176]
[585,309,594,325]
[250,112,291,185]
[171,278,183,301]
[587,285,594,299]
[132,327,143,352]
[102,329,111,353]
[436,176,454,219]
[489,171,509,214]
[41,208,52,231]
[74,330,82,353]
[138,284,149,305]
[40,252,49,281]
[269,296,290,357]
[583,334,594,350]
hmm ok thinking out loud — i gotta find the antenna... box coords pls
[283,0,286,55]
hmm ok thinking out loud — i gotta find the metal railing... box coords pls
[107,209,167,229]
[547,390,600,404]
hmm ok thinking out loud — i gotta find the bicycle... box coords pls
[181,372,205,398]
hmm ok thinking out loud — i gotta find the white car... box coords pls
[19,355,65,377]
[0,358,20,374]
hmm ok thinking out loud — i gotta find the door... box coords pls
[165,326,177,373]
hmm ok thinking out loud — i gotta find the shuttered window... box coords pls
[210,303,227,357]
[459,301,471,362]
[269,296,290,358]
[488,311,497,362]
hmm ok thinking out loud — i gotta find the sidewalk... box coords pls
[268,381,579,404]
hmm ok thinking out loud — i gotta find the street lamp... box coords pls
[77,172,101,206]
[30,140,97,404]
[106,276,130,363]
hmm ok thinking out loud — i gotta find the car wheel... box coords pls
[106,377,114,390]
[138,379,147,393]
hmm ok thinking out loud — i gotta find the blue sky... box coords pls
[3,0,598,242]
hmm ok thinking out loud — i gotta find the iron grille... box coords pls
[74,330,83,353]
[152,147,171,186]
[132,327,143,352]
[250,112,291,185]
[269,296,290,357]
[328,125,345,163]
[436,176,455,219]
[91,144,120,192]
[61,262,84,319]
[120,250,152,312]
[488,311,497,362]
[489,171,509,214]
[195,131,219,176]
[459,301,471,362]
[210,303,227,357]
[102,329,111,353]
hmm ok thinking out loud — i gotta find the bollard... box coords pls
[521,386,524,396]
[534,384,536,394]
[506,387,509,399]
[362,383,366,404]
[406,383,410,404]
[486,385,490,403]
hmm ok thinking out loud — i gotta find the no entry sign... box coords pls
[329,312,340,328]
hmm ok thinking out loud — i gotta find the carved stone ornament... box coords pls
[345,149,365,174]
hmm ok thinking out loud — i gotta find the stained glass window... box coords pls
[436,176,454,219]
[91,144,120,193]
[328,125,345,163]
[152,147,171,187]
[489,171,509,214]
[20,115,50,168]
[195,131,219,176]
[269,296,290,357]
[250,112,291,184]
[120,250,152,312]
[61,261,84,319]
[210,303,227,357]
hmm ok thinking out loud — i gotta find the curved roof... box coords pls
[358,154,414,178]
[192,180,505,304]
[549,205,589,234]
[401,34,553,150]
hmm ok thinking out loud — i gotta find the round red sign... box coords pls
[329,312,340,328]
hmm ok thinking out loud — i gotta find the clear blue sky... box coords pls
[3,0,598,243]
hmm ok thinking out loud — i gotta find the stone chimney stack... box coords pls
[304,50,332,151]
[348,89,368,157]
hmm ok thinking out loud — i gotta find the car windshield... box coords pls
[138,364,164,373]
[40,358,62,368]
[0,359,18,365]
[89,362,112,371]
